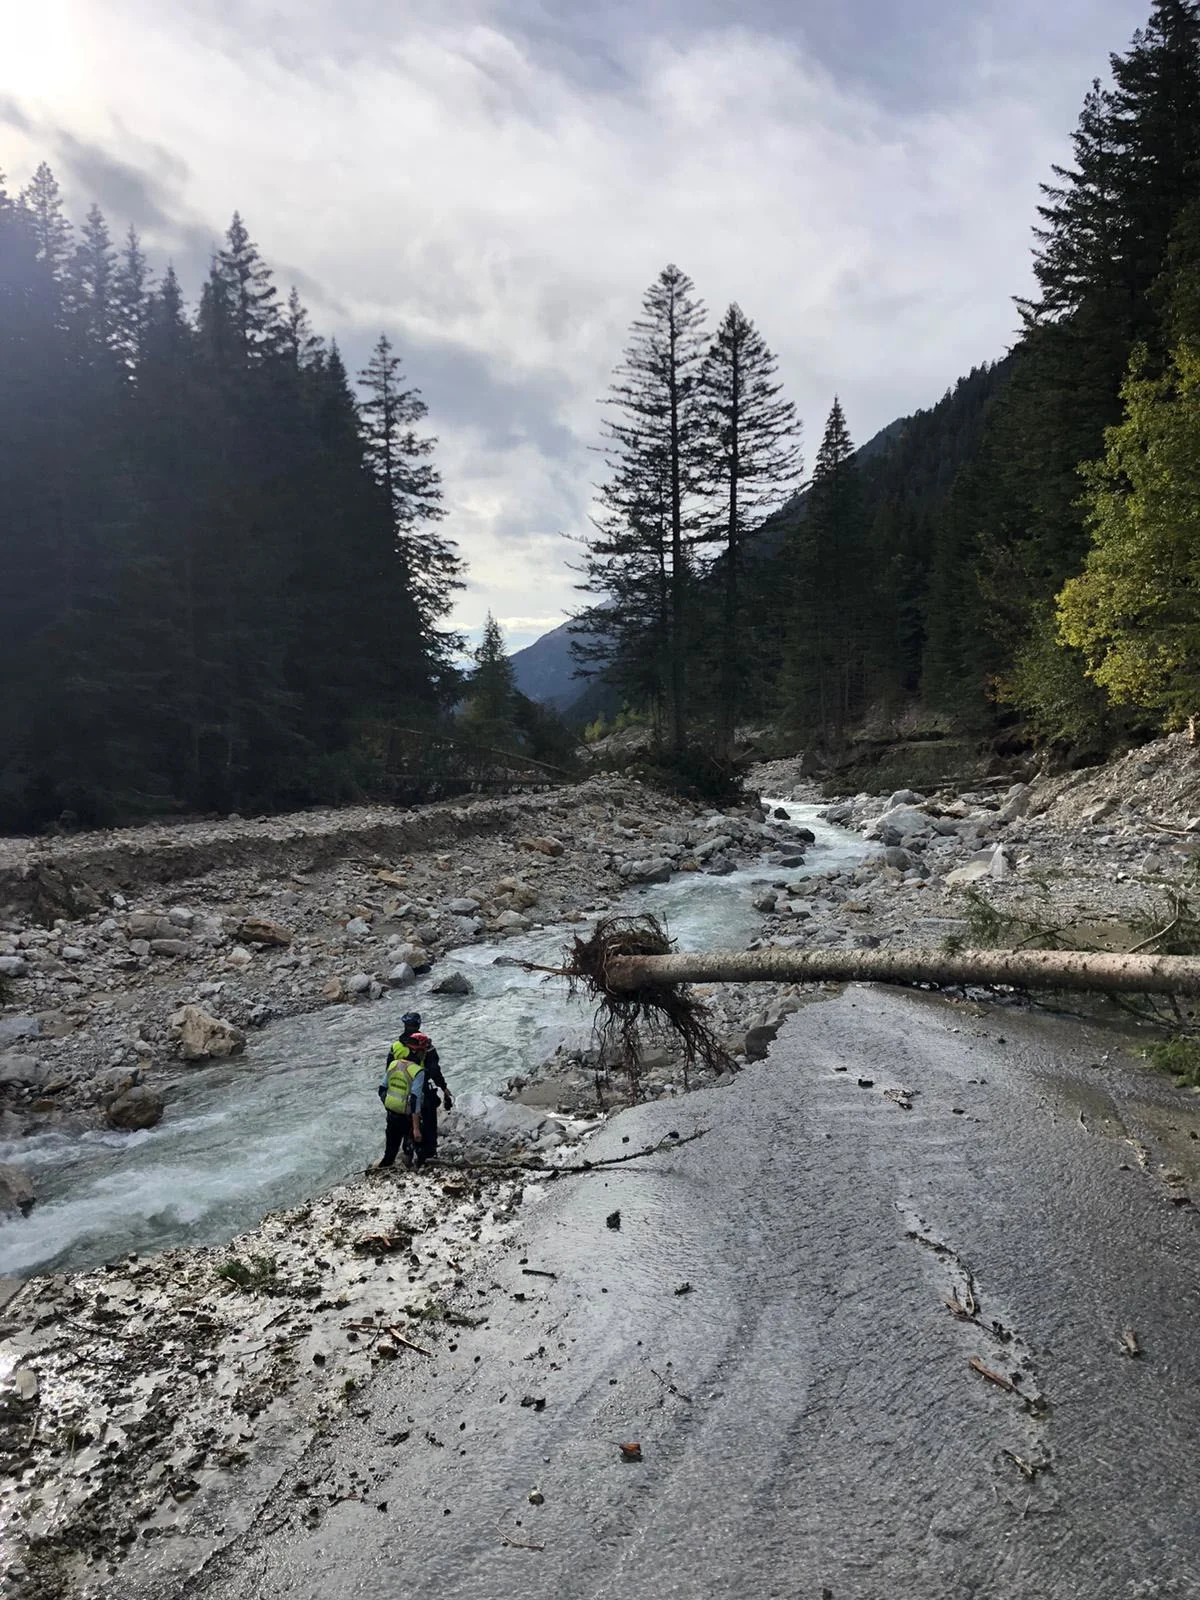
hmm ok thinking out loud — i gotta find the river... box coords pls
[0,802,871,1278]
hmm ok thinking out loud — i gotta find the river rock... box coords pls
[773,807,790,820]
[446,898,481,916]
[346,972,372,996]
[432,971,473,996]
[171,1004,247,1062]
[128,912,180,942]
[0,1052,46,1087]
[0,956,28,979]
[150,938,190,958]
[168,907,196,929]
[0,1015,38,1046]
[321,976,343,1001]
[792,827,816,844]
[778,853,807,868]
[496,878,538,910]
[0,1164,35,1216]
[888,789,925,809]
[106,1085,165,1131]
[345,917,372,938]
[753,891,778,912]
[389,942,430,969]
[453,1091,559,1146]
[387,963,416,987]
[238,916,293,947]
[492,910,528,932]
[226,945,253,969]
[620,858,673,885]
[522,836,565,857]
[867,806,932,846]
[883,846,913,871]
[945,845,1010,887]
[822,804,853,826]
[694,835,732,861]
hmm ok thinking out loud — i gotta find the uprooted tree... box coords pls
[563,915,1200,1075]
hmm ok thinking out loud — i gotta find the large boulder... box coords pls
[0,956,28,979]
[866,806,933,846]
[453,1091,558,1145]
[127,912,180,942]
[496,878,538,911]
[0,1016,39,1047]
[238,916,293,947]
[170,1004,247,1062]
[0,1164,35,1216]
[887,789,925,810]
[620,858,673,885]
[0,1052,47,1087]
[106,1085,165,1131]
[945,845,1012,888]
[432,970,473,996]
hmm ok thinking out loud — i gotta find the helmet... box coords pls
[408,1031,432,1053]
[401,1012,421,1032]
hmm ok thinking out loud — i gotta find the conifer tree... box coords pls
[461,613,520,748]
[113,226,149,375]
[358,333,462,658]
[582,264,709,754]
[699,303,800,752]
[69,203,117,358]
[20,162,72,282]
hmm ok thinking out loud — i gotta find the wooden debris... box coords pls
[618,1441,642,1461]
[384,1326,432,1357]
[968,1356,1018,1393]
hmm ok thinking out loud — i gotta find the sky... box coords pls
[1,0,1152,652]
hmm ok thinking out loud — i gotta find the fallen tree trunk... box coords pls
[604,945,1200,997]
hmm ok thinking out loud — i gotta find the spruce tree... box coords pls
[461,613,520,749]
[589,264,709,753]
[69,203,117,358]
[113,226,149,376]
[698,303,800,752]
[358,333,461,659]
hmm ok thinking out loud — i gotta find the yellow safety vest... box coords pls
[383,1045,423,1113]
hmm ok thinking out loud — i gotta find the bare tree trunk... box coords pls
[606,945,1200,998]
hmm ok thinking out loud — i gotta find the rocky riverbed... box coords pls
[0,778,790,1175]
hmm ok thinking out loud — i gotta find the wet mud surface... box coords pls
[177,986,1200,1600]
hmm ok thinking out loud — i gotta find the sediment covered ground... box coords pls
[3,737,1200,1596]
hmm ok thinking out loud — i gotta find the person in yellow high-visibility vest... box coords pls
[372,1013,453,1170]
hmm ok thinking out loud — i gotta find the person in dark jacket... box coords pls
[374,1012,453,1169]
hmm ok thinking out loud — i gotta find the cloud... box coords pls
[0,0,1153,647]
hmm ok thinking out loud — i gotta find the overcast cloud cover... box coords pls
[1,0,1150,649]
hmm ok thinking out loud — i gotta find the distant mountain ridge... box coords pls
[509,618,582,711]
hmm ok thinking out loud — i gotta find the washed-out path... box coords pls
[182,985,1200,1600]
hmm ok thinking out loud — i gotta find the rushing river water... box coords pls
[0,802,871,1278]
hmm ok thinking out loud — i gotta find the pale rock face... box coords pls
[170,1005,247,1062]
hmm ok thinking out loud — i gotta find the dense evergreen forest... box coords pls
[574,0,1200,764]
[5,0,1200,830]
[0,169,556,830]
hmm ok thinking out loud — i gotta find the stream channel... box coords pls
[0,803,872,1280]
